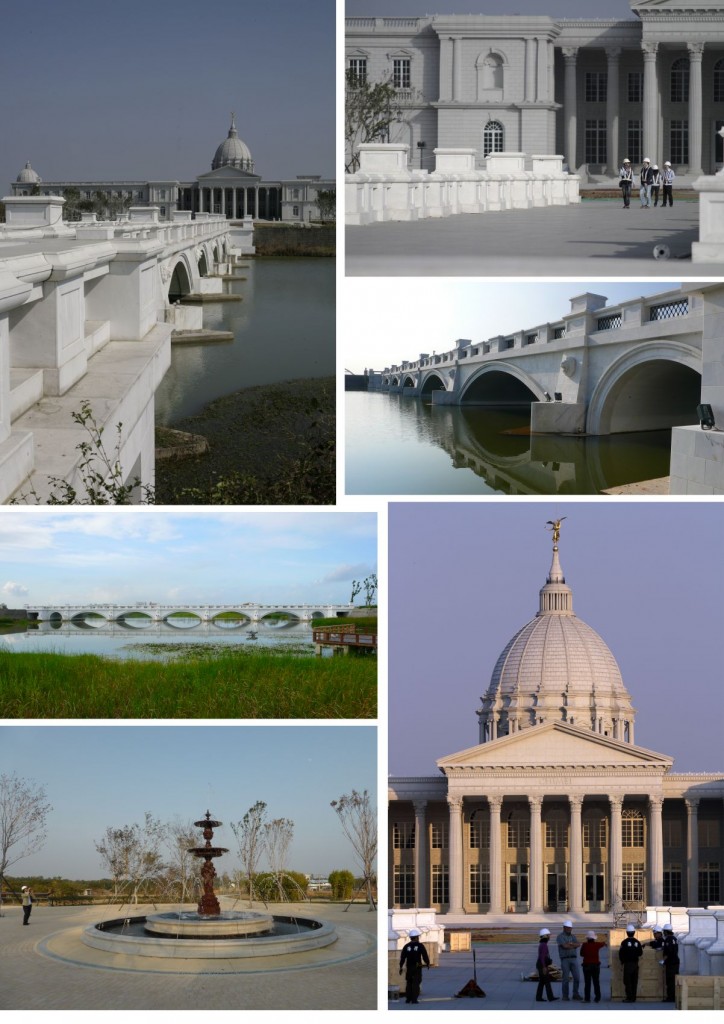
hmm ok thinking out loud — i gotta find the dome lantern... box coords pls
[211,113,255,173]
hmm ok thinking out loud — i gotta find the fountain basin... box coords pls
[82,912,337,959]
[145,909,274,938]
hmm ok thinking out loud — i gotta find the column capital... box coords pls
[562,46,578,62]
[413,799,427,816]
[528,795,543,812]
[642,41,659,59]
[609,794,623,811]
[569,795,584,812]
[606,47,622,61]
[487,795,503,812]
[687,41,705,60]
[447,795,463,813]
[685,797,700,813]
[649,796,664,813]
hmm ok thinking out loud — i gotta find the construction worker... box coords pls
[662,162,676,207]
[618,924,643,1003]
[619,158,634,208]
[399,928,430,1005]
[661,924,680,1003]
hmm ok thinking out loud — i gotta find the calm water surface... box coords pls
[155,259,335,425]
[0,622,317,662]
[346,393,672,495]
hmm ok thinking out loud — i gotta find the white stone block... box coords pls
[358,144,411,174]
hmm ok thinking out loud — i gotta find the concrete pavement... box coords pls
[345,199,723,277]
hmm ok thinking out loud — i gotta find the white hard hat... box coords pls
[653,165,659,170]
[563,920,573,928]
[540,928,551,937]
[586,931,596,940]
[623,158,631,163]
[653,925,663,932]
[665,161,671,166]
[626,924,636,933]
[409,928,421,937]
[643,157,650,163]
[663,924,673,931]
[21,885,27,891]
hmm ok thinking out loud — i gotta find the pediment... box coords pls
[631,0,724,11]
[197,167,261,183]
[438,722,673,772]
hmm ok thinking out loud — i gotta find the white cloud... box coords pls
[2,580,29,598]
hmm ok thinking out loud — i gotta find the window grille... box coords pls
[663,865,682,903]
[504,338,515,350]
[585,72,607,103]
[715,59,724,102]
[622,862,645,902]
[483,120,504,157]
[622,809,645,847]
[469,864,491,904]
[393,822,415,849]
[545,822,569,848]
[507,820,530,848]
[431,822,448,849]
[699,819,721,848]
[585,119,607,164]
[348,58,367,84]
[432,865,449,904]
[553,325,566,339]
[628,72,643,104]
[393,59,411,89]
[650,299,688,321]
[663,819,683,847]
[698,863,720,904]
[526,332,539,346]
[583,818,608,848]
[596,313,622,331]
[469,819,490,849]
[671,57,690,103]
[394,865,416,906]
[627,120,642,165]
[670,120,689,165]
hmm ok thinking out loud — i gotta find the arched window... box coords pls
[482,54,503,90]
[715,58,724,102]
[483,120,504,157]
[671,57,690,103]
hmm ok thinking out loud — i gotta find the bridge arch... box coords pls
[198,250,209,277]
[168,258,193,302]
[420,371,446,395]
[460,363,546,405]
[390,375,400,386]
[402,374,416,388]
[586,342,701,435]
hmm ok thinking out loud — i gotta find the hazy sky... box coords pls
[346,0,637,18]
[0,725,376,879]
[0,508,376,607]
[1,0,334,193]
[343,280,683,373]
[389,502,724,776]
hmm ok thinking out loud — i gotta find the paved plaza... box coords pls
[345,199,721,277]
[0,899,376,1011]
[390,940,676,1013]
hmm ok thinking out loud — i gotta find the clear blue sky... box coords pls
[0,725,376,879]
[346,0,636,18]
[344,281,683,373]
[388,502,724,775]
[1,0,334,193]
[0,508,376,606]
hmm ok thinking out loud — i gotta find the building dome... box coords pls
[16,160,41,184]
[211,114,254,172]
[477,526,636,744]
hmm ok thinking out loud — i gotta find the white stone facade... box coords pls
[347,2,724,179]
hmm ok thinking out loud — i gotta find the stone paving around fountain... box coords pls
[0,899,376,1011]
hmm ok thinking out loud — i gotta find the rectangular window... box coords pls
[663,865,683,904]
[622,862,645,903]
[628,72,643,104]
[663,819,683,847]
[583,819,608,848]
[622,816,644,847]
[394,865,415,906]
[393,822,415,849]
[507,820,530,848]
[627,120,642,165]
[469,819,490,849]
[292,205,300,217]
[585,72,607,103]
[432,864,449,905]
[348,58,367,84]
[431,822,448,850]
[584,119,607,164]
[504,338,515,350]
[553,325,566,340]
[469,864,491,905]
[393,58,411,90]
[545,822,569,848]
[670,120,689,165]
[525,332,539,346]
[699,820,721,848]
[698,863,721,904]
[650,299,688,322]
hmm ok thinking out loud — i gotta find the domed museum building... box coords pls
[388,531,724,919]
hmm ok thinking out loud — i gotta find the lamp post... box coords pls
[416,140,426,169]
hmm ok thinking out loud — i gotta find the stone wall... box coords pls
[254,225,335,256]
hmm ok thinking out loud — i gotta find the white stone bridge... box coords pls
[377,286,711,438]
[33,603,353,625]
[0,196,244,502]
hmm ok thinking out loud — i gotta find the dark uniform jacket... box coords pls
[619,936,644,963]
[400,940,430,972]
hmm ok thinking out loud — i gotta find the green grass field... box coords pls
[0,649,377,719]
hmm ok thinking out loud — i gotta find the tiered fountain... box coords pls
[81,809,336,959]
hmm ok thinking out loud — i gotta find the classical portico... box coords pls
[389,530,724,918]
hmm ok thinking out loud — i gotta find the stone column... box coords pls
[447,796,465,914]
[489,796,503,914]
[610,795,623,908]
[198,188,203,214]
[254,186,259,218]
[648,797,664,905]
[452,36,462,101]
[413,800,428,908]
[688,43,704,175]
[686,798,700,907]
[569,796,584,913]
[563,48,578,171]
[606,48,621,175]
[529,795,544,913]
[642,42,659,164]
[525,37,536,102]
[548,40,555,104]
[536,37,548,103]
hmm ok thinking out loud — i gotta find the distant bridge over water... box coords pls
[33,603,353,626]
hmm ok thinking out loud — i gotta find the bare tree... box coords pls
[345,69,399,172]
[331,790,377,910]
[95,813,166,904]
[263,817,300,902]
[0,773,52,912]
[230,800,267,907]
[165,819,200,903]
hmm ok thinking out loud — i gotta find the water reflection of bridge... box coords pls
[21,621,314,638]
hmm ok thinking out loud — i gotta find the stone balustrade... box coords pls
[346,144,580,226]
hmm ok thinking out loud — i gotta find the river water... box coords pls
[155,259,335,425]
[0,622,318,662]
[345,393,672,495]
